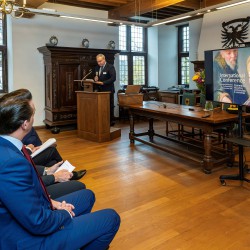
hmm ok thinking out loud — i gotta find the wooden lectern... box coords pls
[82,80,95,92]
[76,91,121,142]
[74,79,103,92]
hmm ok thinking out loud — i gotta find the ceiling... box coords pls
[19,0,241,24]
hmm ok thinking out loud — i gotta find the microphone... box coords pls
[95,71,99,82]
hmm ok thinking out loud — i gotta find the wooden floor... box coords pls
[38,121,250,250]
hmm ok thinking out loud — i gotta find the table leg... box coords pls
[226,125,235,167]
[203,132,213,174]
[129,113,135,144]
[148,118,154,141]
[226,140,234,167]
[166,121,169,136]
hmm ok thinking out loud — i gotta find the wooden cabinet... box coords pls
[158,91,179,104]
[38,46,120,127]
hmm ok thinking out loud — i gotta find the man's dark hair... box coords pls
[0,88,32,102]
[0,94,33,135]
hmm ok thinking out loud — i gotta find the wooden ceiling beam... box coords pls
[27,0,48,8]
[13,0,47,18]
[175,0,231,9]
[173,0,200,9]
[47,0,111,11]
[79,0,128,4]
[109,0,185,19]
[77,0,124,7]
[76,2,117,7]
[203,0,231,7]
[46,0,126,9]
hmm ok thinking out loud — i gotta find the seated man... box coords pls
[0,90,120,249]
[23,127,87,180]
[1,88,86,181]
[36,162,86,199]
[1,89,87,199]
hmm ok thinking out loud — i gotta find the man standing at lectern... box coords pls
[94,54,116,126]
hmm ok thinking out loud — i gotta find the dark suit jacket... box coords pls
[95,62,116,93]
[22,127,42,146]
[25,148,56,186]
[0,137,72,249]
[35,164,55,186]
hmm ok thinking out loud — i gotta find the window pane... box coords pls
[0,13,3,90]
[119,55,128,86]
[119,25,127,51]
[182,26,189,52]
[118,25,147,86]
[0,51,2,90]
[0,14,3,45]
[133,56,145,85]
[131,26,143,52]
[181,57,189,85]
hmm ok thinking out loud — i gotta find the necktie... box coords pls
[21,145,53,209]
[99,66,103,76]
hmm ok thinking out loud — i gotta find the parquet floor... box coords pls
[37,121,250,250]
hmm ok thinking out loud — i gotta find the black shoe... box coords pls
[71,170,87,180]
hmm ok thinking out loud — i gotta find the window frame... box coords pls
[178,24,189,86]
[119,25,148,86]
[0,13,8,93]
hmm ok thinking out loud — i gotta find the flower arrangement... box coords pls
[192,69,205,94]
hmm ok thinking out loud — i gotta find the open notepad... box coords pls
[31,138,56,158]
[55,160,75,173]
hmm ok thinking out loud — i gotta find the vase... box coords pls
[200,92,206,108]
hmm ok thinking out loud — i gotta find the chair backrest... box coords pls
[182,92,196,106]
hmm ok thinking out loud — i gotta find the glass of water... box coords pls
[205,101,213,111]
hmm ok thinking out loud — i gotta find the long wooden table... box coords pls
[128,101,250,173]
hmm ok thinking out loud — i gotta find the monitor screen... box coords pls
[205,47,250,106]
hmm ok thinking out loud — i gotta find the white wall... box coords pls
[189,18,203,89]
[147,26,158,87]
[8,4,118,126]
[40,2,108,18]
[198,3,250,60]
[155,19,202,90]
[157,25,178,90]
[189,19,203,62]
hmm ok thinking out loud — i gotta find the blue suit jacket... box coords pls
[0,137,72,249]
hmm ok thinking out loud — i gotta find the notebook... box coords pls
[31,138,56,158]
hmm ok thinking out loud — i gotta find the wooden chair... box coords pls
[180,92,202,140]
[166,92,201,140]
[181,92,196,106]
[212,102,230,148]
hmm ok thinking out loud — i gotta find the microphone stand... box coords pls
[74,70,93,88]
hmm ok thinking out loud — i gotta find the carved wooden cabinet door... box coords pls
[59,64,81,109]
